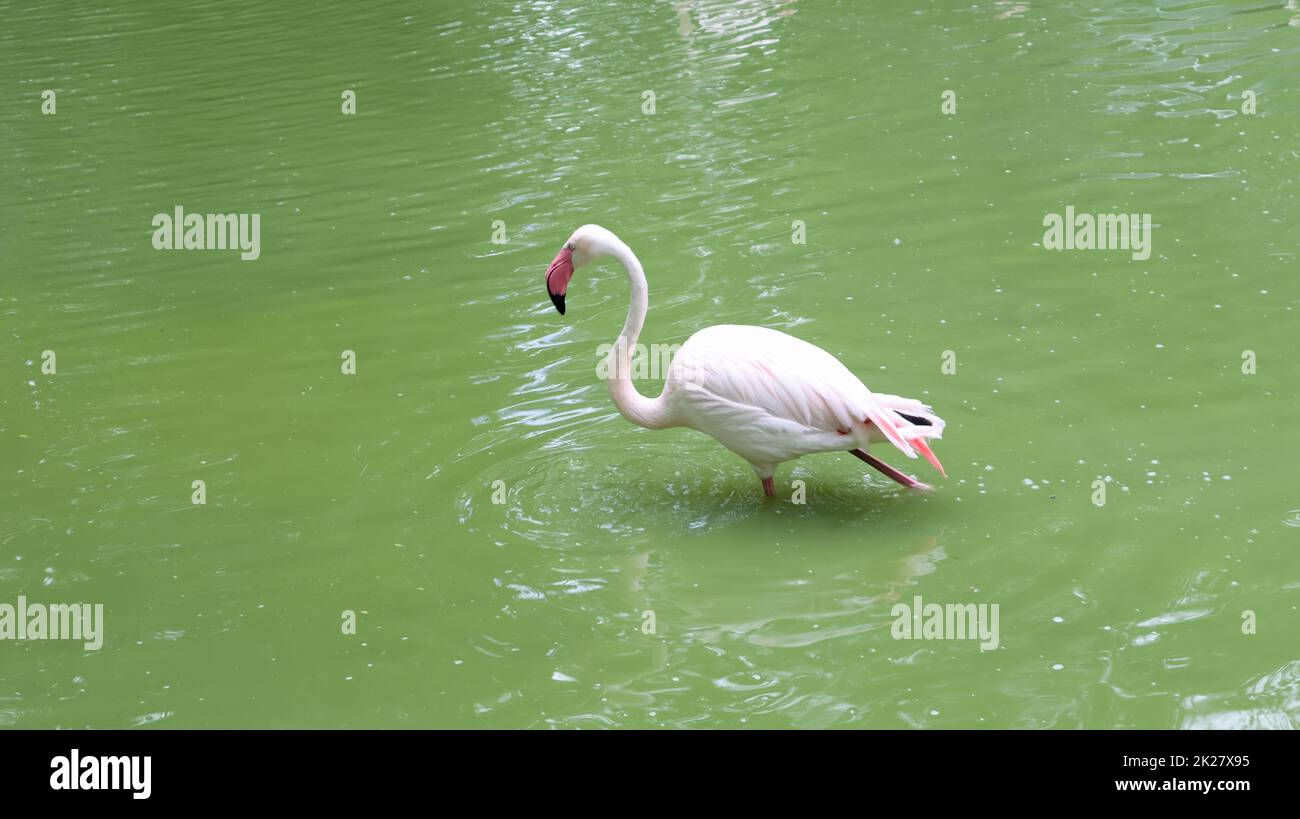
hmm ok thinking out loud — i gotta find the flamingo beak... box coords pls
[545,247,574,315]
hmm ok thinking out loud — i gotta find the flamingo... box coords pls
[544,224,946,497]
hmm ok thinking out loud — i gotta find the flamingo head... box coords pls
[545,224,618,315]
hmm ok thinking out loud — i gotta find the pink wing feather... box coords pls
[672,325,945,474]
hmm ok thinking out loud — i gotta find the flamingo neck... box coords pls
[604,240,673,430]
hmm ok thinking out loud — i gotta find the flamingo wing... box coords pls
[669,325,944,472]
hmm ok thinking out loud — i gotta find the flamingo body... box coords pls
[544,225,946,495]
[665,324,944,482]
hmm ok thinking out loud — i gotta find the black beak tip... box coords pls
[549,291,566,315]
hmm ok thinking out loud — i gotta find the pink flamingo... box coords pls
[545,225,946,497]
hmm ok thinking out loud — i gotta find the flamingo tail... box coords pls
[860,394,947,478]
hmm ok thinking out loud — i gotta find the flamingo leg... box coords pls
[761,476,776,497]
[850,449,931,490]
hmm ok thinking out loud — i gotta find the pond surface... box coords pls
[2,0,1298,727]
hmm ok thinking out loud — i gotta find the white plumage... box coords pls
[544,225,946,496]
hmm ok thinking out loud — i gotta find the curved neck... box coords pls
[604,240,673,430]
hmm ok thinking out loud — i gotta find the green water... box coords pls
[2,0,1298,729]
